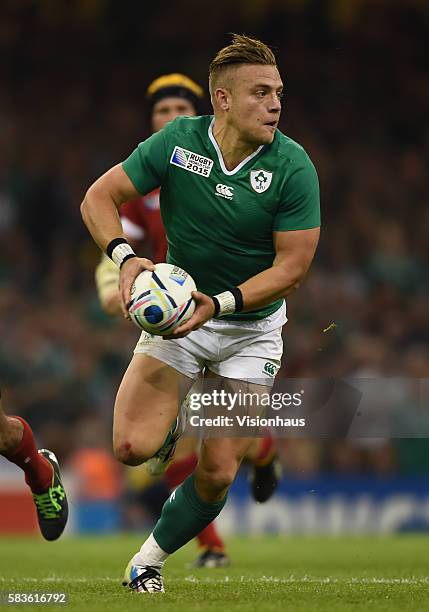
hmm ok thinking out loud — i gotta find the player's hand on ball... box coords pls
[120,256,155,319]
[164,291,215,339]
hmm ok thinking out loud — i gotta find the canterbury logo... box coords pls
[215,183,234,200]
[263,362,277,377]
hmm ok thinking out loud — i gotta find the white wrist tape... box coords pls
[111,242,136,268]
[213,291,236,316]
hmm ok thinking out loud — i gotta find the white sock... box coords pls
[132,533,169,568]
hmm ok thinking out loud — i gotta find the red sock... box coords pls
[165,452,198,489]
[3,417,53,494]
[196,522,225,552]
[254,433,276,466]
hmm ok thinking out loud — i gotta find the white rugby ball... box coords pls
[128,263,196,335]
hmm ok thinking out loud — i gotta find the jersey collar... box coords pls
[208,118,264,176]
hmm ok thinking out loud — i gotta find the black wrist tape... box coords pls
[106,237,128,260]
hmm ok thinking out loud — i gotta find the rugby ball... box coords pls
[128,263,196,335]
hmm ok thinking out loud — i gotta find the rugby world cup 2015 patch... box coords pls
[170,146,214,177]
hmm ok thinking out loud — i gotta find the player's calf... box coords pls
[123,438,247,591]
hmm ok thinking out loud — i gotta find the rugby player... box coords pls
[0,390,68,540]
[96,73,280,568]
[81,35,320,592]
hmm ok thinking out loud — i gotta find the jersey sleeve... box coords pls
[122,125,171,195]
[273,152,320,231]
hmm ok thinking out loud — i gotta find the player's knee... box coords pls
[0,416,22,454]
[200,463,237,493]
[113,441,148,466]
[113,434,164,466]
[114,441,142,466]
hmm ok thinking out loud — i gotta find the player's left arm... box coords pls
[236,227,320,309]
[236,150,321,311]
[170,226,319,338]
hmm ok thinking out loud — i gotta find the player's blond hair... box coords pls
[209,34,277,93]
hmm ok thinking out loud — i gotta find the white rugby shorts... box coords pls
[134,302,286,385]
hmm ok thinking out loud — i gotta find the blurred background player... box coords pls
[0,389,68,541]
[95,73,280,568]
[95,73,200,311]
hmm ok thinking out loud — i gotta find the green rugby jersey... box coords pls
[122,115,320,321]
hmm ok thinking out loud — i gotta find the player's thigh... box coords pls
[114,354,192,458]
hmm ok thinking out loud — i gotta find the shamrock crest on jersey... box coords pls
[250,169,273,193]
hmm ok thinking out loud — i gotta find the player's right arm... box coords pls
[81,164,140,251]
[83,123,173,316]
[81,164,156,317]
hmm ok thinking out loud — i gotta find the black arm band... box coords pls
[230,287,244,313]
[106,237,128,260]
[211,296,221,316]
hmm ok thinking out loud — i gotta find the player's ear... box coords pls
[214,87,230,111]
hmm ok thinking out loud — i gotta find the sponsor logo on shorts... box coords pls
[250,169,273,193]
[263,361,278,377]
[141,332,156,345]
[215,183,234,200]
[170,146,213,177]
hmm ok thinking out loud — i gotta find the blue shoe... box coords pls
[122,560,164,593]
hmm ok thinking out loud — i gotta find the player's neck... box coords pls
[212,120,260,172]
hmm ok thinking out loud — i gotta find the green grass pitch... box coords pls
[0,535,428,611]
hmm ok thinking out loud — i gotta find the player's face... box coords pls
[228,65,283,145]
[151,97,196,132]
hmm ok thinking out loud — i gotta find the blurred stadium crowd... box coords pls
[0,0,428,503]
